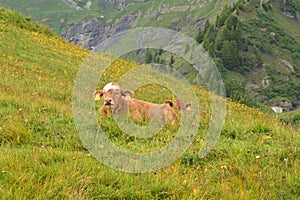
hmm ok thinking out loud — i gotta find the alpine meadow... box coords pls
[0,1,300,200]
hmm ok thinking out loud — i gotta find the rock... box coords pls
[61,14,138,49]
[272,106,283,113]
[283,11,295,19]
[280,100,293,111]
[186,14,192,24]
[105,0,116,5]
[246,83,260,90]
[251,62,263,70]
[280,2,300,24]
[262,77,270,88]
[259,28,267,33]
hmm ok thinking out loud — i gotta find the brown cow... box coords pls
[168,99,207,118]
[172,99,192,114]
[175,99,191,112]
[95,89,178,124]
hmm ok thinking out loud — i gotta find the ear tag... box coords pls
[94,95,101,101]
[124,96,131,100]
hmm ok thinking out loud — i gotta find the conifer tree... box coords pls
[221,40,240,70]
[145,49,153,64]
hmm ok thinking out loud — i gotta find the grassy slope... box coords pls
[270,5,300,44]
[0,7,300,199]
[1,0,299,109]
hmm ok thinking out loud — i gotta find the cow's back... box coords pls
[129,99,177,124]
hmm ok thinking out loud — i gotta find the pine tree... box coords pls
[221,40,240,70]
[158,48,163,56]
[169,55,175,67]
[195,27,204,44]
[145,49,153,64]
[225,14,238,30]
[222,26,233,41]
[214,37,223,51]
[216,5,231,27]
[203,20,210,33]
[208,43,216,58]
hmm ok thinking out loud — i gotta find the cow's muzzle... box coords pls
[104,98,113,106]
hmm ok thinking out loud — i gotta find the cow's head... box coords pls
[94,89,134,107]
[94,82,120,101]
[174,99,191,112]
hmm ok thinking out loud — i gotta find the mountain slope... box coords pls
[0,0,238,50]
[192,0,300,110]
[115,0,300,110]
[139,0,300,110]
[2,0,299,110]
[0,0,233,34]
[0,6,300,199]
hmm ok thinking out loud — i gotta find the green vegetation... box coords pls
[192,0,300,108]
[1,0,299,109]
[0,0,235,34]
[0,5,299,199]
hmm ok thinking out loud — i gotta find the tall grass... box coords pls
[0,6,299,199]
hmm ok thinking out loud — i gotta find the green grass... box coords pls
[206,0,300,108]
[0,6,300,199]
[271,0,300,44]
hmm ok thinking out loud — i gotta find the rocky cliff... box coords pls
[61,13,139,49]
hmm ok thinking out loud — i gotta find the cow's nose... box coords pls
[105,98,112,104]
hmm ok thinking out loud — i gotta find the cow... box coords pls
[172,99,207,116]
[95,88,178,124]
[173,99,192,114]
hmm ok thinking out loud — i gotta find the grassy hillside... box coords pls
[2,0,299,110]
[0,6,300,199]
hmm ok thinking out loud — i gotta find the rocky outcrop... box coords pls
[271,99,294,112]
[279,0,300,23]
[61,13,139,49]
[280,100,293,111]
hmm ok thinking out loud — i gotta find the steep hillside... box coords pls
[197,0,300,110]
[1,0,299,110]
[0,0,232,35]
[0,6,299,199]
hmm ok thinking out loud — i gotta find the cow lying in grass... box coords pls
[165,99,192,115]
[167,99,208,119]
[94,88,178,124]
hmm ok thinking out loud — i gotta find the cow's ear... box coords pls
[165,100,173,107]
[121,90,134,98]
[186,103,192,110]
[93,90,105,100]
